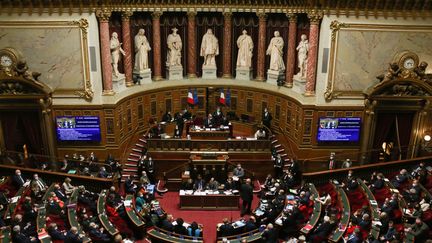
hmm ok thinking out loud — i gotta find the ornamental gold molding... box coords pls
[329,20,349,41]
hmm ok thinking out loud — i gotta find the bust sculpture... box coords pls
[236,29,254,68]
[166,27,182,67]
[110,32,125,78]
[134,29,151,72]
[295,34,309,80]
[200,29,219,67]
[266,31,285,71]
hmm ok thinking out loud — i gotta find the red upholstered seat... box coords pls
[253,180,262,193]
[393,209,402,221]
[157,180,168,193]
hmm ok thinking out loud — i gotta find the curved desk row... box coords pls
[329,185,350,243]
[216,228,262,243]
[37,184,56,243]
[124,194,145,228]
[147,227,204,243]
[300,183,322,235]
[67,189,91,243]
[4,184,28,220]
[97,189,119,236]
[357,179,380,240]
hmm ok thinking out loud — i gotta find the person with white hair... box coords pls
[341,158,352,168]
[261,223,277,242]
[309,216,333,242]
[12,225,35,242]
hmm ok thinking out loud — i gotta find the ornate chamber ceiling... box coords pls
[0,0,430,17]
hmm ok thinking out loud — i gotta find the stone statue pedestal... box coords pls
[112,74,127,93]
[166,66,183,80]
[133,69,152,84]
[236,67,253,80]
[267,69,285,85]
[202,66,217,79]
[292,75,307,93]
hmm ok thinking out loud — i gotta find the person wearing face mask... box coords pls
[47,223,66,241]
[406,217,430,242]
[12,169,27,189]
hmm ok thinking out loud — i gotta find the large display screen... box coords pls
[317,117,361,142]
[56,116,101,142]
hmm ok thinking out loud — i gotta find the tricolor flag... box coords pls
[226,88,231,106]
[193,88,199,105]
[219,88,225,105]
[187,88,195,105]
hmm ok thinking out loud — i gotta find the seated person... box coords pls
[315,192,332,208]
[124,175,137,194]
[224,177,236,191]
[12,169,27,189]
[62,177,75,195]
[135,192,146,212]
[309,216,333,242]
[193,175,205,191]
[204,114,214,128]
[369,173,384,192]
[391,169,408,188]
[173,218,188,235]
[261,223,278,243]
[405,217,430,243]
[53,184,67,202]
[88,222,110,242]
[218,218,234,237]
[254,128,266,139]
[47,223,66,241]
[12,225,35,243]
[162,111,173,123]
[181,178,194,190]
[380,220,396,242]
[187,221,202,237]
[65,227,84,243]
[345,227,362,243]
[161,214,174,232]
[244,216,257,232]
[206,177,219,190]
[31,173,47,193]
[98,167,109,178]
[233,164,245,180]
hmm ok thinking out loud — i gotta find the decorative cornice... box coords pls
[329,20,349,41]
[95,9,111,22]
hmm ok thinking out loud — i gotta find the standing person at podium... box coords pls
[162,111,172,123]
[175,112,184,138]
[240,178,253,216]
[183,108,192,120]
[204,114,214,128]
[262,107,272,130]
[213,106,224,127]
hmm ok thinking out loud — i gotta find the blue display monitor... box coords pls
[56,116,101,142]
[317,117,361,142]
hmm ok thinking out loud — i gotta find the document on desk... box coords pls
[179,190,185,196]
[124,200,132,207]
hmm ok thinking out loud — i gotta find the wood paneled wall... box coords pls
[53,86,365,163]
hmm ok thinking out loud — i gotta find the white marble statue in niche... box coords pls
[236,29,254,68]
[295,34,309,80]
[266,31,285,71]
[200,29,219,67]
[110,32,125,78]
[166,27,183,67]
[134,28,151,72]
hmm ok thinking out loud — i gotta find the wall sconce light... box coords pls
[423,133,431,152]
[424,134,431,142]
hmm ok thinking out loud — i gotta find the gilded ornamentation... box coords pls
[223,12,233,18]
[257,13,267,21]
[307,11,323,24]
[0,81,39,95]
[286,13,297,23]
[330,20,349,41]
[96,9,111,21]
[187,11,197,19]
[121,11,134,21]
[151,11,163,19]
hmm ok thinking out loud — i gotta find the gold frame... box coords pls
[0,19,93,101]
[324,21,432,102]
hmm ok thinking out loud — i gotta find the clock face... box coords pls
[0,55,13,67]
[403,58,415,70]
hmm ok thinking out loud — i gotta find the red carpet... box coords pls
[157,192,260,243]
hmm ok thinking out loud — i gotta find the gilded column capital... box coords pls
[286,13,297,23]
[121,11,134,21]
[257,12,267,21]
[307,11,323,25]
[223,12,233,18]
[151,11,163,19]
[96,9,111,22]
[187,11,197,19]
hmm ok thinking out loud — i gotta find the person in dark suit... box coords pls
[204,114,214,128]
[12,169,26,189]
[98,167,109,178]
[240,178,253,216]
[65,227,83,243]
[244,216,257,232]
[369,173,384,192]
[193,175,205,191]
[47,223,66,241]
[145,157,155,184]
[161,214,174,232]
[273,154,283,179]
[173,218,188,235]
[212,107,224,126]
[261,223,278,243]
[380,220,397,242]
[407,217,430,243]
[309,216,333,242]
[391,169,408,188]
[175,112,184,137]
[219,218,234,237]
[262,107,272,130]
[346,228,362,243]
[12,225,33,243]
[53,184,67,202]
[182,108,192,120]
[162,111,173,122]
[88,222,110,242]
[124,175,136,194]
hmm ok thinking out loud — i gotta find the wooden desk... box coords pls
[330,186,350,243]
[147,227,204,243]
[300,183,322,235]
[125,194,145,228]
[179,192,239,210]
[68,189,91,243]
[189,130,230,140]
[97,189,119,236]
[358,179,380,240]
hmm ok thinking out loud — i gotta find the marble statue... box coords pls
[236,29,254,68]
[110,32,125,78]
[134,29,151,72]
[266,31,285,71]
[295,34,309,80]
[200,29,219,67]
[166,27,183,67]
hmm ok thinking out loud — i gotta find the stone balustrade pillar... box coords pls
[121,11,134,87]
[222,12,233,78]
[285,13,297,88]
[187,11,197,78]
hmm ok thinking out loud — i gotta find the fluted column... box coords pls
[285,13,297,88]
[305,12,322,96]
[256,13,267,81]
[121,11,133,87]
[187,11,197,78]
[152,11,163,81]
[96,10,114,95]
[222,12,233,78]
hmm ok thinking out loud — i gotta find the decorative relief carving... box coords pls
[307,11,323,24]
[0,81,39,95]
[329,20,349,41]
[96,9,112,21]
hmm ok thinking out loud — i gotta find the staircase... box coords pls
[270,130,295,170]
[121,134,148,182]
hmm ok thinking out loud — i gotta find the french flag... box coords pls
[187,88,195,105]
[219,88,225,105]
[226,88,231,106]
[193,88,199,105]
